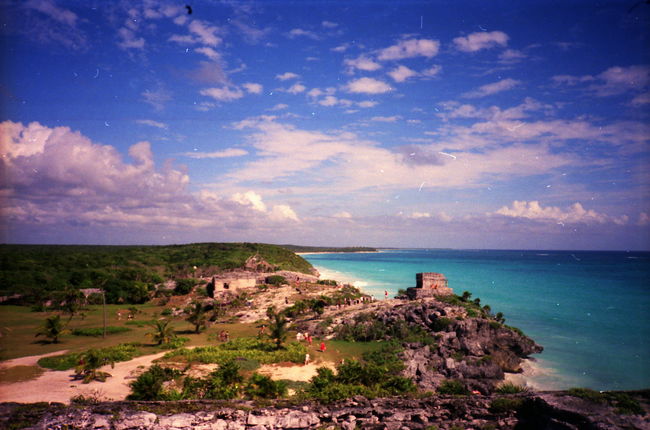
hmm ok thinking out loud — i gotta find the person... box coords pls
[384,290,388,299]
[319,341,326,353]
[224,330,230,342]
[296,332,304,341]
[304,353,310,365]
[307,334,312,345]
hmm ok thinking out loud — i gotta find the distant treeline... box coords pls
[0,243,313,305]
[280,245,378,253]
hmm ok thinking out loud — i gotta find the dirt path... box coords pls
[0,351,167,404]
[0,350,69,369]
[257,361,336,382]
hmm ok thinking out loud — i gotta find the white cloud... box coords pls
[270,205,299,222]
[631,91,650,106]
[462,78,521,98]
[358,101,378,108]
[269,103,289,111]
[453,31,509,52]
[276,72,300,81]
[332,43,350,52]
[142,87,172,110]
[200,86,244,102]
[135,119,168,129]
[377,39,440,61]
[499,49,526,63]
[182,148,248,159]
[422,65,442,77]
[195,47,221,61]
[231,191,299,222]
[495,201,628,225]
[552,65,650,97]
[388,65,418,83]
[25,0,77,26]
[319,96,339,107]
[346,77,392,94]
[639,212,650,226]
[344,56,382,72]
[371,116,401,122]
[333,211,352,218]
[242,82,263,94]
[287,28,319,40]
[287,83,306,94]
[189,20,222,46]
[117,27,145,50]
[409,212,431,218]
[322,21,338,28]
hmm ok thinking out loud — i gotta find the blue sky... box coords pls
[1,0,649,250]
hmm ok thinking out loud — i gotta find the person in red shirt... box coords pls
[319,341,326,353]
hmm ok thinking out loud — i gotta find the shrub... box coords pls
[607,392,644,415]
[437,379,469,395]
[317,279,338,286]
[567,387,606,403]
[38,343,139,370]
[161,308,173,316]
[432,317,452,332]
[489,397,524,413]
[174,278,197,295]
[128,365,183,400]
[245,373,287,398]
[71,326,131,337]
[265,275,286,286]
[496,382,528,394]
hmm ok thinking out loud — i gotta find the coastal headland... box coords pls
[0,243,648,429]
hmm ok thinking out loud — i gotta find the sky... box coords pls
[1,0,649,250]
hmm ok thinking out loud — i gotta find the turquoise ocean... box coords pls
[302,249,649,391]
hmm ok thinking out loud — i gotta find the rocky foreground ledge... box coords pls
[2,391,649,430]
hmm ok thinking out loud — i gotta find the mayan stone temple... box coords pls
[406,272,454,299]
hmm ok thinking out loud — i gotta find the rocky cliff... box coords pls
[2,391,648,430]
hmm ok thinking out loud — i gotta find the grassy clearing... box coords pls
[0,304,259,361]
[0,365,44,384]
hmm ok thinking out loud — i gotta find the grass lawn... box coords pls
[0,304,258,361]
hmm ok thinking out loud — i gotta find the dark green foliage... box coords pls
[307,342,415,403]
[147,319,176,345]
[71,326,131,336]
[437,379,469,395]
[567,388,644,415]
[38,343,138,370]
[174,278,197,295]
[335,312,435,345]
[489,397,524,413]
[0,243,314,305]
[74,348,115,383]
[265,275,287,286]
[317,279,338,286]
[127,365,183,400]
[267,307,289,349]
[245,373,287,398]
[432,317,452,332]
[496,382,528,394]
[185,301,208,333]
[35,314,67,343]
[280,245,377,253]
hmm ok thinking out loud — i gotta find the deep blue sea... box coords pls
[302,249,649,391]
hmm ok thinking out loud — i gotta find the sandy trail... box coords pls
[0,351,167,404]
[0,350,69,369]
[257,361,336,382]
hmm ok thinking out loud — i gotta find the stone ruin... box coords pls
[406,272,453,299]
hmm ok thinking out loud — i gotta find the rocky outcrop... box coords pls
[3,392,647,430]
[337,299,543,394]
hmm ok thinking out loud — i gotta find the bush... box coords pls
[265,275,286,286]
[245,373,287,398]
[38,343,139,370]
[489,397,524,413]
[335,313,435,344]
[128,365,183,400]
[607,392,644,415]
[496,382,528,394]
[437,379,469,395]
[567,387,606,403]
[432,317,452,332]
[317,279,338,286]
[71,326,131,337]
[161,308,173,316]
[174,278,197,295]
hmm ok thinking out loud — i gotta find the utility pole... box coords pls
[102,290,107,339]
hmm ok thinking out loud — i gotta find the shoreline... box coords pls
[297,251,381,255]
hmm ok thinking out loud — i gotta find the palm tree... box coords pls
[267,307,289,350]
[35,314,67,343]
[75,348,115,383]
[186,301,207,334]
[147,319,176,345]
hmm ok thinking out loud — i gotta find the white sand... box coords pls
[0,351,167,404]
